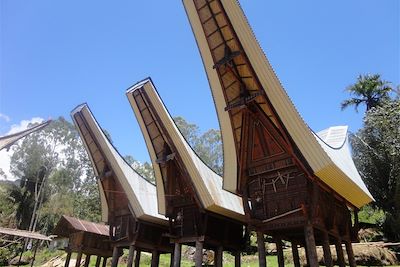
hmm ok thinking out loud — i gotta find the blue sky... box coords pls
[1,0,399,163]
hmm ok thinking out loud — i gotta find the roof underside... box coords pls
[127,79,244,221]
[182,0,373,208]
[71,104,167,224]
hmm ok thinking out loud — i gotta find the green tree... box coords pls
[341,74,392,112]
[124,155,155,183]
[351,99,400,240]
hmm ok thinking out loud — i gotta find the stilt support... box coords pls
[84,254,91,267]
[275,238,284,267]
[102,257,108,267]
[111,246,120,267]
[291,241,300,267]
[134,250,141,267]
[335,238,345,267]
[195,240,204,267]
[322,231,333,267]
[151,250,160,267]
[173,243,182,267]
[256,231,266,267]
[64,251,72,267]
[215,246,223,267]
[127,245,136,267]
[234,251,241,267]
[345,240,357,267]
[95,256,101,267]
[75,251,83,267]
[304,224,318,267]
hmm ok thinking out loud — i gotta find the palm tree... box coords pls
[341,74,392,112]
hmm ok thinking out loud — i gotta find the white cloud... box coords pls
[0,117,44,181]
[0,113,10,122]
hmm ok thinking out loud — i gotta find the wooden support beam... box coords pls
[345,240,357,267]
[291,241,300,267]
[195,240,204,267]
[173,243,182,267]
[215,246,223,267]
[275,238,284,267]
[134,250,141,267]
[84,254,91,267]
[151,250,160,267]
[234,251,241,267]
[75,251,83,267]
[322,232,333,267]
[64,251,72,267]
[256,231,266,267]
[127,245,135,267]
[335,238,345,267]
[102,257,108,267]
[111,247,120,267]
[304,224,318,267]
[95,256,101,267]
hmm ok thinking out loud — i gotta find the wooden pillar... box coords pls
[64,251,72,267]
[345,240,357,267]
[95,256,101,267]
[195,240,204,267]
[134,250,141,267]
[275,238,284,267]
[151,250,160,267]
[84,254,91,267]
[335,238,345,267]
[291,241,300,267]
[173,243,182,267]
[75,251,83,267]
[304,224,318,267]
[111,246,120,267]
[234,251,241,267]
[256,231,266,267]
[215,246,223,267]
[102,257,108,267]
[127,245,136,267]
[322,232,333,267]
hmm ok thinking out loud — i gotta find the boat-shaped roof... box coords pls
[71,104,167,224]
[182,0,373,208]
[126,78,245,221]
[0,120,51,151]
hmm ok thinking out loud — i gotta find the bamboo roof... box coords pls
[182,0,373,208]
[53,215,109,238]
[126,78,245,221]
[71,104,167,224]
[0,120,51,151]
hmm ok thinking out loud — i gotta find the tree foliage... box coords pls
[341,74,392,112]
[351,98,400,240]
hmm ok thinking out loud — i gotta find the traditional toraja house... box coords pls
[126,78,246,267]
[71,104,173,267]
[0,120,51,151]
[53,215,112,267]
[182,0,374,266]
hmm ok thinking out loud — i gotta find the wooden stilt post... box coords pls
[215,246,223,267]
[345,240,356,267]
[275,238,284,267]
[322,231,333,267]
[291,241,300,267]
[173,243,182,267]
[95,256,101,267]
[335,238,345,267]
[134,250,141,267]
[151,250,160,267]
[111,246,120,267]
[304,223,318,267]
[64,251,72,267]
[84,254,91,267]
[234,251,241,267]
[170,250,174,267]
[102,257,108,267]
[127,245,136,267]
[195,240,204,267]
[257,231,267,267]
[75,251,83,267]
